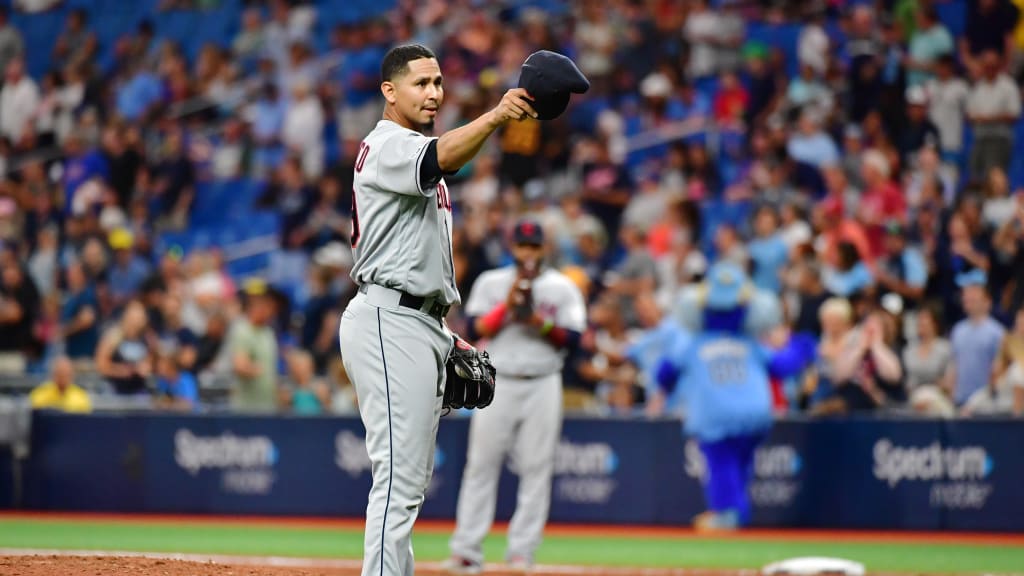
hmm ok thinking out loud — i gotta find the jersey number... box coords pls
[355,141,370,173]
[351,142,370,247]
[708,358,748,386]
[436,181,451,211]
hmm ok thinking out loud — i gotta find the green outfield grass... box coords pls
[0,518,1022,574]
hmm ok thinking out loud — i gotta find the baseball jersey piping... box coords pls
[376,308,393,576]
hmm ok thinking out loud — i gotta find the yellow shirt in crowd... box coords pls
[1013,0,1024,49]
[29,381,93,413]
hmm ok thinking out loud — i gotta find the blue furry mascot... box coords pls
[654,261,815,530]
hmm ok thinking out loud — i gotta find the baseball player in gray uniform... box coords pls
[338,44,537,576]
[446,220,587,574]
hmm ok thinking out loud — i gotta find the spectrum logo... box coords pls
[872,439,993,488]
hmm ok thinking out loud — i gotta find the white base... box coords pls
[762,557,867,576]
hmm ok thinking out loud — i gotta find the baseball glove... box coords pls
[444,335,497,410]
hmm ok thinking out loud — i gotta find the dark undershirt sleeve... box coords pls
[419,140,444,191]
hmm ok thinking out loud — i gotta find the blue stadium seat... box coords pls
[936,0,966,40]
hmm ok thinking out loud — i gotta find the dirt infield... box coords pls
[0,553,754,576]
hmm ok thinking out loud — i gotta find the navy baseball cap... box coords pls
[517,50,590,121]
[512,219,545,245]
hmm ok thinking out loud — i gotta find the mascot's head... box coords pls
[675,261,782,336]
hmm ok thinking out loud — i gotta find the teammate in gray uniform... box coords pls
[446,220,587,574]
[338,44,537,576]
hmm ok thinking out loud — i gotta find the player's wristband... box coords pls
[481,303,508,334]
[539,319,555,336]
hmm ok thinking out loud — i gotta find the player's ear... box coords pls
[381,81,397,105]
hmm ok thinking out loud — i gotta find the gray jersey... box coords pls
[464,267,586,377]
[349,120,460,305]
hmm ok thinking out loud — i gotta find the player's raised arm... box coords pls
[435,89,538,173]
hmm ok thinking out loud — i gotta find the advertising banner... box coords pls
[15,412,1024,531]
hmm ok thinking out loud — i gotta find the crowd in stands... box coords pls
[2,0,1024,418]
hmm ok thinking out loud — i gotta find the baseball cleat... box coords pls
[506,556,533,573]
[442,556,483,575]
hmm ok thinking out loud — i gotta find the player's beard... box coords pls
[515,256,541,278]
[420,119,436,133]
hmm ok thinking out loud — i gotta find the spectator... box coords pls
[961,0,1019,78]
[905,146,956,211]
[606,224,658,323]
[0,255,40,374]
[828,311,905,413]
[984,306,1024,405]
[153,351,199,412]
[778,202,812,250]
[791,262,829,337]
[809,297,856,411]
[27,225,58,299]
[0,58,38,143]
[29,356,91,413]
[282,79,324,179]
[846,6,883,123]
[900,86,941,162]
[858,149,907,258]
[872,220,929,310]
[966,50,1022,181]
[903,306,955,417]
[61,261,100,364]
[747,205,789,293]
[713,223,747,267]
[992,194,1024,313]
[786,109,838,169]
[227,279,279,412]
[209,118,250,180]
[960,305,1023,415]
[260,156,314,250]
[194,310,230,378]
[822,241,873,298]
[580,138,631,244]
[0,8,23,78]
[982,167,1017,230]
[925,55,970,158]
[742,42,782,128]
[279,349,330,415]
[52,8,97,73]
[950,274,1006,406]
[713,70,748,127]
[106,228,152,311]
[938,212,991,312]
[151,128,195,230]
[95,299,153,396]
[154,292,197,373]
[785,64,834,119]
[904,5,954,88]
[232,7,264,66]
[797,8,829,76]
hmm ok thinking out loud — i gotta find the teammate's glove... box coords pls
[444,335,497,410]
[510,278,534,322]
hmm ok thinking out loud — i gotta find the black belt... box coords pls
[359,284,451,320]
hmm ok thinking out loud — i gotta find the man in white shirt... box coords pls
[0,57,38,143]
[925,54,970,156]
[282,79,324,179]
[966,50,1021,181]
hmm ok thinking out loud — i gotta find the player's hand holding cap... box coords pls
[517,50,590,120]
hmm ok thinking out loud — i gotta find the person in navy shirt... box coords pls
[61,261,100,361]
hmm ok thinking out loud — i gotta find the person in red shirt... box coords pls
[858,149,907,257]
[713,70,749,128]
[816,200,873,267]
